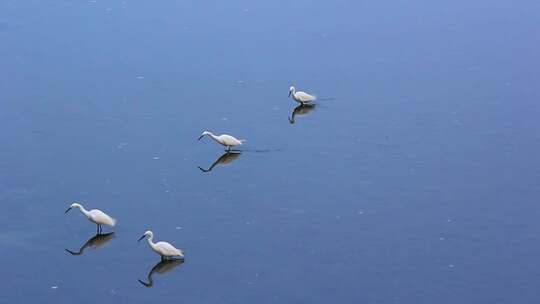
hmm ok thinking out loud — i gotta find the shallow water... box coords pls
[1,0,540,303]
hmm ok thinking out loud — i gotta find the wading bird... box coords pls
[65,203,116,234]
[289,86,316,105]
[138,230,184,261]
[198,131,244,151]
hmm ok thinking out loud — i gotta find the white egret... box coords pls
[138,230,185,260]
[65,203,116,234]
[198,130,244,151]
[289,86,316,105]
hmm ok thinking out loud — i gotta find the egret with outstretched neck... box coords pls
[289,86,316,105]
[65,203,116,234]
[138,230,185,261]
[198,131,244,151]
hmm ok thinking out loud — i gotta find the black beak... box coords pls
[288,91,291,97]
[138,235,145,242]
[198,135,204,141]
[65,207,72,214]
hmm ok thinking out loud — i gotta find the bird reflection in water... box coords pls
[288,104,316,124]
[198,151,242,172]
[138,259,184,288]
[65,232,115,256]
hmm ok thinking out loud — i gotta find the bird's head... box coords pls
[289,86,295,96]
[65,202,82,214]
[138,230,153,241]
[198,130,210,141]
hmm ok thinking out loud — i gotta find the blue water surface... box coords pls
[1,0,540,303]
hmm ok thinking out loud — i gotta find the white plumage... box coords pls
[198,130,244,151]
[65,202,116,234]
[138,230,184,260]
[289,86,316,104]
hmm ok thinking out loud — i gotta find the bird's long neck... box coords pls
[147,235,156,249]
[78,206,90,218]
[207,132,220,143]
[291,88,296,95]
